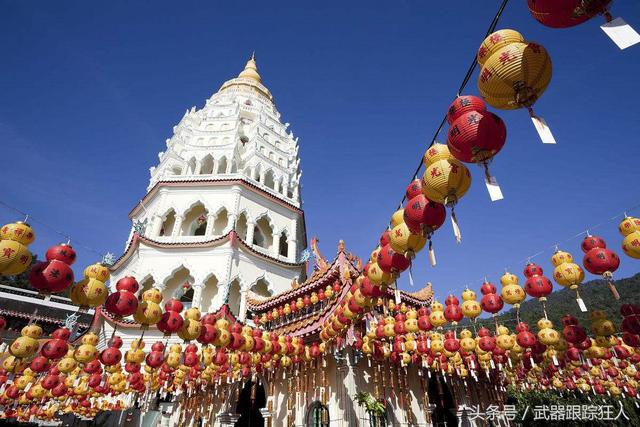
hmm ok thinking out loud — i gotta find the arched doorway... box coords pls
[234,379,266,427]
[306,401,329,427]
[428,374,458,426]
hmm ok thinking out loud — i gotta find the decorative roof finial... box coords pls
[238,52,261,83]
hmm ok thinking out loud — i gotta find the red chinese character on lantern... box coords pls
[480,68,492,83]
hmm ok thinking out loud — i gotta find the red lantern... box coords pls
[405,179,423,200]
[561,315,587,344]
[45,243,76,265]
[523,263,553,300]
[444,295,463,324]
[527,0,611,28]
[100,347,121,366]
[377,244,410,274]
[516,322,537,349]
[447,110,506,164]
[447,95,487,124]
[115,276,139,293]
[164,298,184,313]
[581,235,621,299]
[480,280,504,315]
[403,195,446,234]
[29,258,74,294]
[157,311,184,335]
[104,290,138,318]
[41,328,70,360]
[29,356,49,373]
[41,374,61,390]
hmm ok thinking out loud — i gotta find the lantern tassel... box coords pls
[575,290,588,312]
[607,280,620,300]
[428,239,436,267]
[450,208,462,243]
[528,107,556,145]
[408,264,414,287]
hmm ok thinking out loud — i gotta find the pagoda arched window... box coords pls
[213,209,229,236]
[253,217,273,250]
[200,155,214,174]
[182,203,208,236]
[179,286,194,309]
[279,232,288,257]
[306,401,329,427]
[264,170,275,190]
[235,213,248,240]
[217,157,228,174]
[227,279,242,317]
[160,210,176,236]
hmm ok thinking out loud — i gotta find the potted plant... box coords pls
[354,392,387,427]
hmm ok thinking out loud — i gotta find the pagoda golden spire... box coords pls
[238,51,261,83]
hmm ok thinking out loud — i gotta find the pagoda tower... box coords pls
[108,54,307,321]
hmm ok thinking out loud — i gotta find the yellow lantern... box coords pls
[367,261,393,286]
[383,316,395,338]
[551,249,586,310]
[460,329,476,352]
[500,271,525,307]
[404,309,419,333]
[0,221,35,276]
[619,216,640,259]
[134,300,162,326]
[71,277,108,308]
[460,289,482,320]
[496,326,514,350]
[74,333,99,363]
[477,29,525,66]
[9,324,42,359]
[619,216,640,236]
[429,300,447,328]
[477,29,552,112]
[537,318,559,347]
[389,221,426,259]
[422,158,471,206]
[391,209,405,228]
[83,263,110,282]
[423,143,452,166]
[622,231,640,259]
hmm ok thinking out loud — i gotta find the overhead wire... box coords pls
[0,199,105,258]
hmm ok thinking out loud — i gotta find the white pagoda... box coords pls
[107,54,307,322]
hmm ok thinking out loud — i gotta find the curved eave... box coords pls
[110,231,305,272]
[129,179,302,219]
[246,249,353,312]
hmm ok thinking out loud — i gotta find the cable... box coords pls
[0,199,105,258]
[402,0,511,207]
[451,202,640,291]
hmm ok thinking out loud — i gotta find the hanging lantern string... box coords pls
[401,0,511,208]
[458,201,640,290]
[0,198,104,257]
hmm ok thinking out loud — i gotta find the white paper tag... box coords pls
[394,288,401,305]
[24,382,32,392]
[601,18,640,50]
[485,176,504,201]
[577,297,588,313]
[531,115,556,144]
[552,355,559,366]
[490,359,495,369]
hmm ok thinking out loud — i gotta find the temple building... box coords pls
[91,55,503,427]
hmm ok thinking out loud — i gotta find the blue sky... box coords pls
[1,1,640,303]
